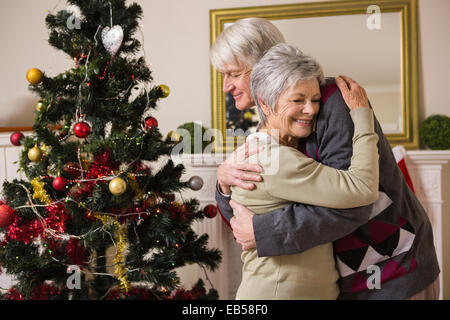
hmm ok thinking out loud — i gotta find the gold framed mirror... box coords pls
[210,0,420,152]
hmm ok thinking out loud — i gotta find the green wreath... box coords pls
[419,115,450,150]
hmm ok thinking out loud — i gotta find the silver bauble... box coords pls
[188,176,203,191]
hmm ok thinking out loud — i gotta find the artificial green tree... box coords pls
[0,0,220,300]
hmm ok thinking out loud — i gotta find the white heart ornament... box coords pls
[101,25,124,56]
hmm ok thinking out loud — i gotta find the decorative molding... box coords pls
[405,150,450,300]
[406,150,450,164]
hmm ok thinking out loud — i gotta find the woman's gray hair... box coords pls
[251,43,325,125]
[210,17,286,71]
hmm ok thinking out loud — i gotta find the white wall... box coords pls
[0,0,449,136]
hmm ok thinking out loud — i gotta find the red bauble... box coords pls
[10,131,24,146]
[145,117,158,130]
[203,204,218,219]
[52,176,67,191]
[73,121,91,138]
[0,204,16,228]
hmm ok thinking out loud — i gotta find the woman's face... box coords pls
[266,78,321,141]
[221,61,253,110]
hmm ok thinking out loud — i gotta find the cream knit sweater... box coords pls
[231,108,379,300]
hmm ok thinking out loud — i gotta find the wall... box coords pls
[0,0,449,136]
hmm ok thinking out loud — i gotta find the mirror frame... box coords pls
[210,0,420,151]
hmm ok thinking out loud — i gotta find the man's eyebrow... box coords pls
[227,70,242,74]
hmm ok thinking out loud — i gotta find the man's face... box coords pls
[270,78,321,140]
[221,61,253,110]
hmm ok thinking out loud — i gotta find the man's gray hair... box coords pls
[210,17,286,72]
[251,43,325,125]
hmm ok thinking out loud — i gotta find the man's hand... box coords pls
[335,75,370,110]
[217,140,263,195]
[229,200,256,250]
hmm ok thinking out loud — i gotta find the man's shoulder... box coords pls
[318,78,351,120]
[320,78,340,105]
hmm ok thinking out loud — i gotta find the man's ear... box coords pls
[258,98,272,117]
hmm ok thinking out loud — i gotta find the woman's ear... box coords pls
[258,98,272,117]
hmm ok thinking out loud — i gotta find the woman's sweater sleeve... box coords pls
[262,108,379,209]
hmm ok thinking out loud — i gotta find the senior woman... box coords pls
[230,43,378,300]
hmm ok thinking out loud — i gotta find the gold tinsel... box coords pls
[127,173,144,200]
[31,177,52,204]
[40,142,51,156]
[93,213,131,292]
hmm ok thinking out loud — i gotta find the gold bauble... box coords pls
[158,84,170,98]
[28,145,43,162]
[36,101,45,111]
[166,130,181,143]
[109,177,127,196]
[243,111,253,121]
[26,68,44,85]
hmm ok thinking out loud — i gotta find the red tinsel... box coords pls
[2,216,43,245]
[2,202,68,246]
[67,238,88,266]
[170,282,208,300]
[72,151,119,200]
[6,284,62,300]
[107,287,158,300]
[5,288,25,300]
[171,288,195,300]
[30,283,61,300]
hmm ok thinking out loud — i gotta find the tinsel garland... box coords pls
[127,172,144,200]
[67,238,88,266]
[3,202,68,245]
[5,283,61,300]
[71,151,119,200]
[93,213,130,292]
[31,177,52,204]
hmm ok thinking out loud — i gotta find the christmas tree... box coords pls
[0,0,221,300]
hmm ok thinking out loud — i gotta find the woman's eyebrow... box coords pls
[290,93,321,98]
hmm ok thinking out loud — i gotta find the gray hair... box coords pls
[251,43,325,125]
[210,17,286,72]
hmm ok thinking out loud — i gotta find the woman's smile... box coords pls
[294,118,314,127]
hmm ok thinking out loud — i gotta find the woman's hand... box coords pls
[335,75,370,110]
[217,140,263,194]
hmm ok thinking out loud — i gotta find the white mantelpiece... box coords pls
[405,150,450,300]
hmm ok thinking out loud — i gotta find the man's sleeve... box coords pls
[215,182,233,224]
[253,88,382,257]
